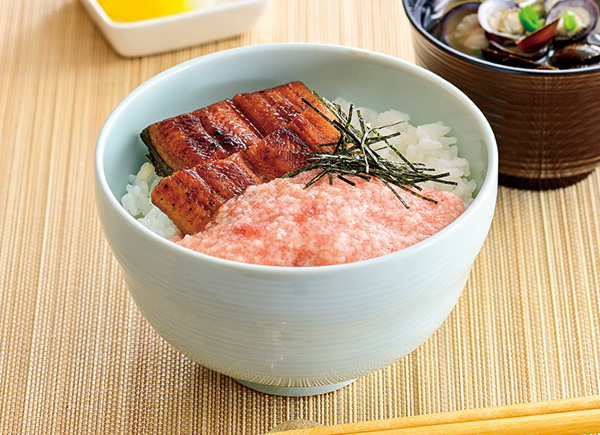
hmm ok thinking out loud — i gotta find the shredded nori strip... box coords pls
[282,92,457,207]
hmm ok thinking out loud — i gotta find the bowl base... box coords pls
[499,171,593,190]
[235,379,356,396]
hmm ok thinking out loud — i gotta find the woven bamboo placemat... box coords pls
[1,0,599,433]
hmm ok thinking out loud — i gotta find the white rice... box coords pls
[121,162,180,238]
[122,102,477,237]
[333,98,477,205]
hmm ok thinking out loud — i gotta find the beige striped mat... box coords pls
[1,0,598,433]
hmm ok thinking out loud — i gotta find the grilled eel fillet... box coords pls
[142,99,262,177]
[151,101,340,235]
[141,81,324,177]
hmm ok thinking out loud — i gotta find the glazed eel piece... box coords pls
[141,81,322,177]
[141,99,263,177]
[231,81,327,137]
[151,102,340,235]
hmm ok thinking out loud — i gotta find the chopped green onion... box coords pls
[519,5,542,33]
[562,10,579,32]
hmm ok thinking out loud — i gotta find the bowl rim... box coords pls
[401,0,600,76]
[94,42,498,274]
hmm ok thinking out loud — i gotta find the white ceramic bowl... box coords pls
[94,43,498,396]
[81,0,270,57]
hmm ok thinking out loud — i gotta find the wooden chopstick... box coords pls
[271,395,600,434]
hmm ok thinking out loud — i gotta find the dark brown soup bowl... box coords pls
[403,0,600,189]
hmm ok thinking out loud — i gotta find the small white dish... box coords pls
[80,0,270,57]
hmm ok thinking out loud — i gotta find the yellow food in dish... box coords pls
[98,0,191,22]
